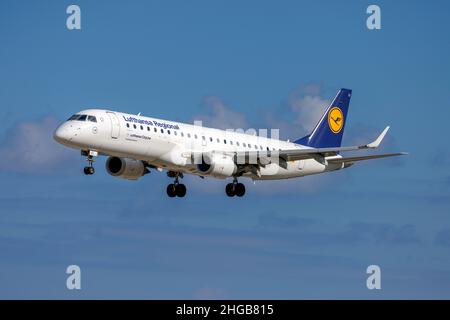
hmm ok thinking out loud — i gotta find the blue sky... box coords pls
[1,0,450,299]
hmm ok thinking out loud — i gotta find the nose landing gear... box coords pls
[166,171,187,198]
[82,150,97,175]
[225,177,246,197]
[83,165,95,175]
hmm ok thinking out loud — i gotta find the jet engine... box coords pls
[197,152,237,178]
[106,156,148,180]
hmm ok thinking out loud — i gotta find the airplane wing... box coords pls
[232,126,401,164]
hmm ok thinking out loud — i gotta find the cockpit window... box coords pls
[68,114,81,121]
[67,114,96,122]
[67,114,86,121]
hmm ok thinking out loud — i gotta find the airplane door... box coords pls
[106,112,120,139]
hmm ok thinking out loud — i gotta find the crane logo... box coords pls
[328,107,344,133]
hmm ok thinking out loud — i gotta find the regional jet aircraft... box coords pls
[53,89,406,197]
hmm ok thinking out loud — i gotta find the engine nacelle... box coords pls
[197,152,237,178]
[106,156,148,180]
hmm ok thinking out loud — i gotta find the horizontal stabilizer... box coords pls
[328,152,408,164]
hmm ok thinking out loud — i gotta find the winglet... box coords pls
[366,126,390,148]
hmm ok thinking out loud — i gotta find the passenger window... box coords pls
[147,126,150,131]
[243,143,246,147]
[161,129,164,133]
[209,137,213,142]
[181,132,184,137]
[217,138,220,143]
[154,127,157,132]
[188,133,191,138]
[224,139,227,144]
[230,141,233,145]
[236,142,240,146]
[194,134,198,139]
[168,130,171,134]
[140,125,143,130]
[126,123,130,128]
[133,124,137,129]
[174,131,177,135]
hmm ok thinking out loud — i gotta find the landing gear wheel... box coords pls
[166,184,177,197]
[84,166,95,175]
[226,183,235,197]
[235,183,245,197]
[176,184,187,197]
[167,171,187,198]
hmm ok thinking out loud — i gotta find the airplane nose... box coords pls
[53,124,73,144]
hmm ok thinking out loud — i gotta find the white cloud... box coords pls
[291,95,325,126]
[266,83,330,139]
[192,96,248,130]
[0,116,74,173]
[193,84,330,141]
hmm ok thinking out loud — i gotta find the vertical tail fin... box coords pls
[294,88,352,148]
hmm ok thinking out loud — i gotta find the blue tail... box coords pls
[294,88,352,148]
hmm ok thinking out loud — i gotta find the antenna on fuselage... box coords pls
[137,112,141,116]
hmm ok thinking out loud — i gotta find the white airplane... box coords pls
[53,88,406,197]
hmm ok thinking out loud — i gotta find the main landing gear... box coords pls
[166,171,187,198]
[226,178,246,197]
[82,150,97,175]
